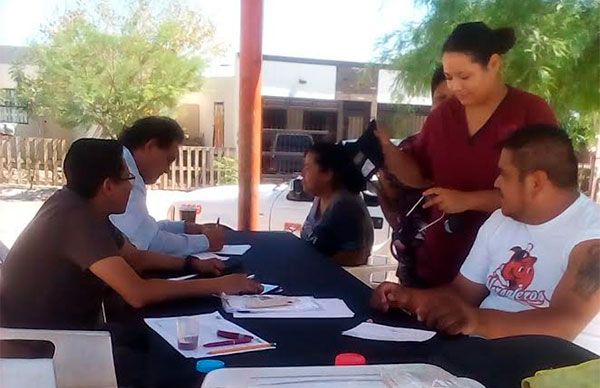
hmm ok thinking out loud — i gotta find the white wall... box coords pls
[185,76,238,149]
[262,60,336,100]
[377,69,431,106]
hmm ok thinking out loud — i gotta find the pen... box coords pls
[216,217,220,226]
[203,337,253,348]
[207,342,276,355]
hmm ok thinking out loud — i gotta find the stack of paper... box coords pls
[144,312,274,358]
[221,295,354,318]
[342,322,436,342]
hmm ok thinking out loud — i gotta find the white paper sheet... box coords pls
[144,311,274,358]
[233,298,354,319]
[261,284,280,294]
[192,252,230,261]
[213,244,251,255]
[223,295,321,314]
[342,322,436,342]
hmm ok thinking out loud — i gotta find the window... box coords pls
[303,110,336,131]
[0,89,28,124]
[263,108,286,129]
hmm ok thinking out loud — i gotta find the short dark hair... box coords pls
[64,138,124,198]
[306,142,364,193]
[443,22,516,66]
[502,125,578,189]
[431,65,446,98]
[119,116,185,151]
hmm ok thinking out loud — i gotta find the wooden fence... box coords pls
[0,135,598,200]
[0,136,237,190]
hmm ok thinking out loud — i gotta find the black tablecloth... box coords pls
[106,231,597,388]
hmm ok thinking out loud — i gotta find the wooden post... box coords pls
[43,139,49,184]
[200,149,206,186]
[15,137,22,184]
[209,150,215,186]
[194,148,200,187]
[238,0,263,230]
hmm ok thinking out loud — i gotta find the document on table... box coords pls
[144,311,274,358]
[229,297,354,319]
[213,244,251,255]
[192,252,230,261]
[342,322,436,342]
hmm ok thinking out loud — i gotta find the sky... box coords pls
[0,0,426,66]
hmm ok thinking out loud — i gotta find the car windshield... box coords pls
[275,135,313,152]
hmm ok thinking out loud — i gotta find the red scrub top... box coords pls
[407,86,557,286]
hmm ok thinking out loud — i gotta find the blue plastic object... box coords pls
[196,359,225,373]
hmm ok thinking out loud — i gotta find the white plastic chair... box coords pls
[0,358,57,388]
[344,254,398,288]
[0,328,118,388]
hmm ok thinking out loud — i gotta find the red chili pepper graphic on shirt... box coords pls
[500,244,537,290]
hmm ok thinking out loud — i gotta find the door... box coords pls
[213,102,224,147]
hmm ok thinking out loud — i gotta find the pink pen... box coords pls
[217,330,253,340]
[203,336,253,348]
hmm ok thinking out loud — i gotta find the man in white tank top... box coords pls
[371,124,600,355]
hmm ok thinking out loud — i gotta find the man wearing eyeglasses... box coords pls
[371,125,600,355]
[0,139,262,332]
[110,116,225,256]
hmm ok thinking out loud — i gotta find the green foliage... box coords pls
[214,156,239,185]
[379,0,600,148]
[11,0,222,136]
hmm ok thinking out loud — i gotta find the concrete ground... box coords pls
[0,184,189,248]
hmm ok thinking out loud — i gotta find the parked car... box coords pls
[167,177,392,256]
[262,132,314,176]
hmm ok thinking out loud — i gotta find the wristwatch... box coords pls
[183,255,195,273]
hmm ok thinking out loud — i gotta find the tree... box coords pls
[10,0,223,136]
[379,0,599,149]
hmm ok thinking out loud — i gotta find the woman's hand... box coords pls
[423,188,472,214]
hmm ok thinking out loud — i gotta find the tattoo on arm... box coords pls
[573,243,600,299]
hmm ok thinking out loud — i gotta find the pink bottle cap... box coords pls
[335,353,366,366]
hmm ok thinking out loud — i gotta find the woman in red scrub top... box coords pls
[377,22,557,287]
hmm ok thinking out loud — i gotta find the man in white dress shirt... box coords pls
[110,116,224,256]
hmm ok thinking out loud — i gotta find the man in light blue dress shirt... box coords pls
[110,116,224,256]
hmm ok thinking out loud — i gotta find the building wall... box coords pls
[186,76,238,148]
[262,60,336,100]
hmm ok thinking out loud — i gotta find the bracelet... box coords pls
[183,256,195,273]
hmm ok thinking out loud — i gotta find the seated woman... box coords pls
[300,142,374,266]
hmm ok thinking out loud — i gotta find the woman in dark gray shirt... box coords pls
[300,142,374,266]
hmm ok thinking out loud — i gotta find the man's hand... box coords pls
[370,282,403,313]
[423,187,472,214]
[185,222,228,235]
[215,274,263,295]
[203,225,225,252]
[192,258,225,276]
[184,222,205,235]
[412,292,479,336]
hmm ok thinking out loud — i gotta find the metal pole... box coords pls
[238,0,263,230]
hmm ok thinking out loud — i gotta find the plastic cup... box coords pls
[176,316,199,351]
